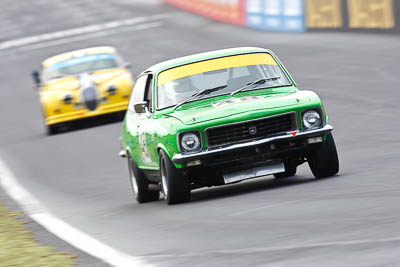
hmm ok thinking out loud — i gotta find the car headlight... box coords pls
[179,131,201,153]
[107,85,117,95]
[303,110,322,130]
[63,94,72,104]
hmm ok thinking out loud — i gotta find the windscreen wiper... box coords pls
[48,75,69,81]
[230,77,280,96]
[174,85,227,110]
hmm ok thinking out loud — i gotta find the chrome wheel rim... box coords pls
[128,158,139,196]
[161,159,168,198]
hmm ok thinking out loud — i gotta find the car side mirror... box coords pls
[124,62,132,69]
[31,70,41,87]
[134,101,148,113]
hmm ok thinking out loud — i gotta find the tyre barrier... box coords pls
[163,0,400,33]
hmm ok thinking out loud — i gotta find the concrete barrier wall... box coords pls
[164,0,400,33]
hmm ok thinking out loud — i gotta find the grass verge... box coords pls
[0,202,75,266]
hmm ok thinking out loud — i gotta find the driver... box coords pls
[160,76,198,108]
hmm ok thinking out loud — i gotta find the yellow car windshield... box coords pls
[42,53,119,82]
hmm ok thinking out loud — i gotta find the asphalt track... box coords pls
[1,1,400,266]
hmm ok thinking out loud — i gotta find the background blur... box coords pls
[0,0,400,267]
[164,0,400,33]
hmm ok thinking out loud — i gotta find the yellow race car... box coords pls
[32,46,134,135]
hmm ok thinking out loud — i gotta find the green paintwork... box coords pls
[120,47,326,170]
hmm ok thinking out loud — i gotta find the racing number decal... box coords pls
[139,130,152,163]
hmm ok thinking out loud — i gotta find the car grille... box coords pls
[82,86,98,111]
[206,113,297,148]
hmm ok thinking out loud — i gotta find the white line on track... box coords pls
[0,156,154,267]
[21,22,163,52]
[0,13,168,51]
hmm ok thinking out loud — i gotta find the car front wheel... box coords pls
[159,150,190,205]
[46,124,59,135]
[307,133,339,178]
[128,155,159,203]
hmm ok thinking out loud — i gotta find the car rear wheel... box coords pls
[274,161,297,179]
[159,150,190,205]
[128,155,159,203]
[307,133,339,178]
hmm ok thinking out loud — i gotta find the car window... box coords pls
[191,69,228,91]
[129,75,149,112]
[144,76,153,112]
[232,65,250,78]
[156,53,291,110]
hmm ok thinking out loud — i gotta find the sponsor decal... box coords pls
[213,96,264,107]
[246,0,306,32]
[164,0,398,33]
[158,53,277,86]
[348,0,395,29]
[163,0,245,25]
[306,0,343,28]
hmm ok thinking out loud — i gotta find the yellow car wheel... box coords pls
[46,124,62,135]
[46,125,56,135]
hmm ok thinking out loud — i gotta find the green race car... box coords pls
[119,47,339,205]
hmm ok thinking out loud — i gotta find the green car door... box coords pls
[126,73,157,169]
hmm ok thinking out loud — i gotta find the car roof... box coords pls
[144,47,272,75]
[42,46,117,68]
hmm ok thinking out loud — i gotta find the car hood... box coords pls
[167,91,312,125]
[41,68,127,92]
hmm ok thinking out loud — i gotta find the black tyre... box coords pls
[274,161,297,179]
[159,150,190,205]
[128,155,159,203]
[308,133,339,178]
[46,124,59,135]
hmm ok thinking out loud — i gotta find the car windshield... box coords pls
[42,53,119,82]
[157,53,291,109]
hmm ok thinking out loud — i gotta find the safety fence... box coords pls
[163,0,400,33]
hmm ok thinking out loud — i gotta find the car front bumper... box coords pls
[46,101,128,125]
[172,124,333,164]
